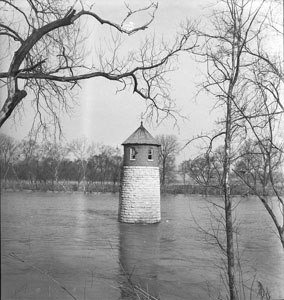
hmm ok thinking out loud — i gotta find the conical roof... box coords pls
[122,122,160,146]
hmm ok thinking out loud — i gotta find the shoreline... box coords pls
[1,180,283,196]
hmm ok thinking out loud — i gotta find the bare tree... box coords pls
[0,1,197,132]
[234,139,283,195]
[233,81,284,248]
[86,145,122,190]
[68,136,97,192]
[178,160,190,186]
[194,0,273,298]
[234,20,284,249]
[40,141,68,188]
[18,137,40,184]
[155,134,179,186]
[186,149,224,196]
[0,133,20,181]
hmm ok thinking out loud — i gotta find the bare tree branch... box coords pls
[0,1,197,131]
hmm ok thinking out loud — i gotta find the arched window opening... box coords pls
[148,148,153,161]
[130,147,136,160]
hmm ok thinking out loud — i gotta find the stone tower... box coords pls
[119,122,161,223]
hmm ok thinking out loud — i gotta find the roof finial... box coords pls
[140,113,144,127]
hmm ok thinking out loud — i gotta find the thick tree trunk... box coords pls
[0,88,27,127]
[0,10,77,127]
[280,229,284,249]
[223,92,236,300]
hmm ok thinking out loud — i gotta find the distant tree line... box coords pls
[0,134,122,192]
[1,133,283,195]
[178,142,284,196]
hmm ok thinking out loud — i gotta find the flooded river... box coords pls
[1,191,283,300]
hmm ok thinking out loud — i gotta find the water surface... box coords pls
[1,192,283,300]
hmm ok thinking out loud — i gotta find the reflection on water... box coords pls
[74,196,87,242]
[1,192,284,300]
[119,223,160,299]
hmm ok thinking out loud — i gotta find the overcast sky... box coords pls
[0,0,258,162]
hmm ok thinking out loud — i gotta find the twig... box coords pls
[119,260,160,300]
[8,252,78,300]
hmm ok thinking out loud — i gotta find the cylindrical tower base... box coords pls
[119,166,161,223]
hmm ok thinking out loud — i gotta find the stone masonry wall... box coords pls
[119,166,161,223]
